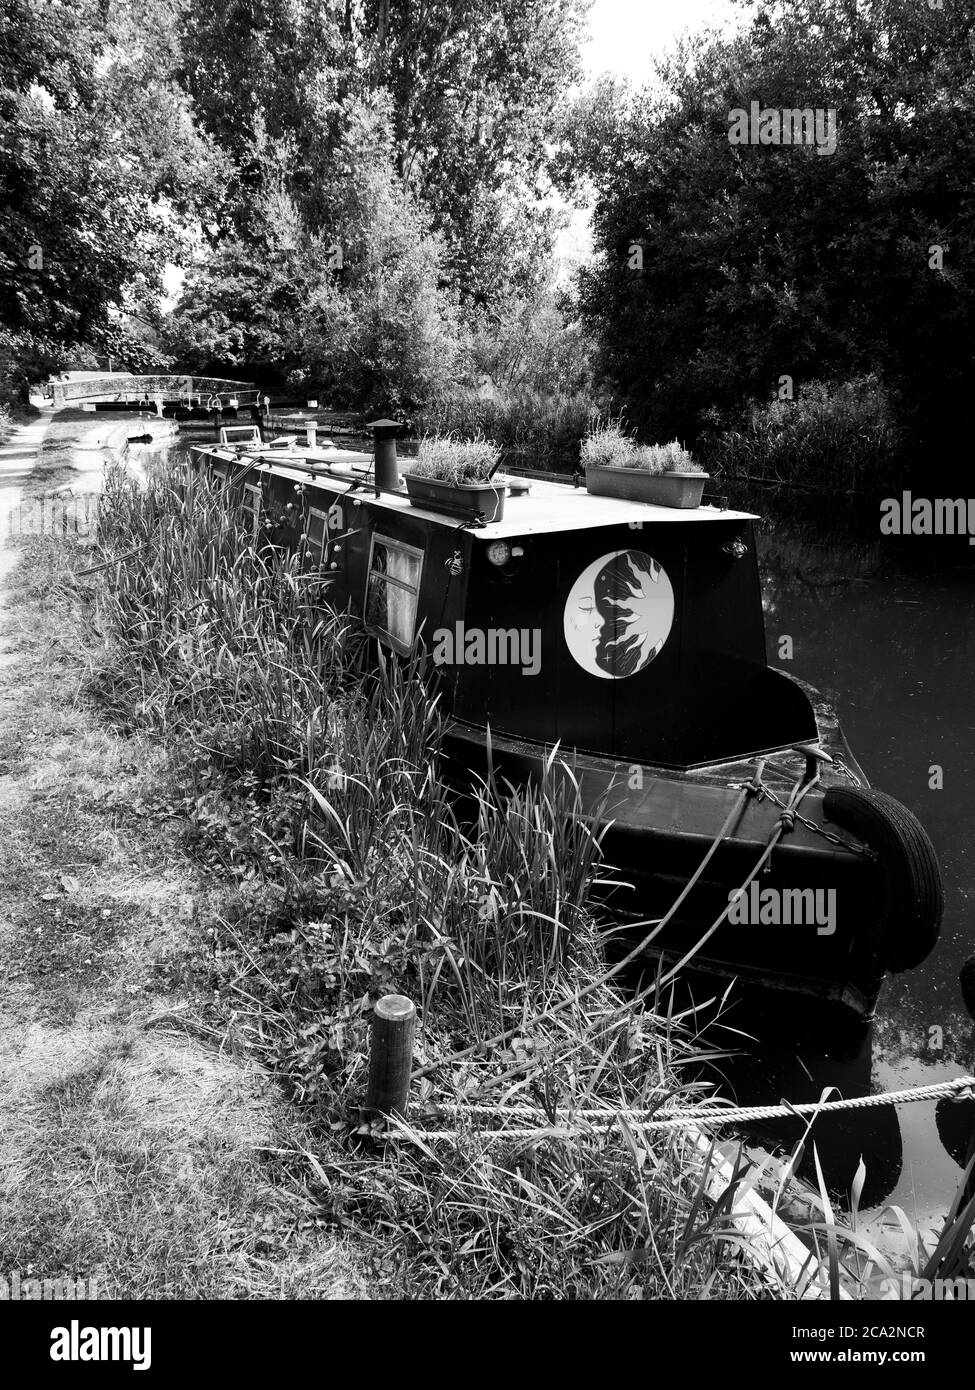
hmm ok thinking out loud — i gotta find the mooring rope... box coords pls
[401,1075,975,1142]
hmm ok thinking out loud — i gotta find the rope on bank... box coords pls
[402,1075,975,1142]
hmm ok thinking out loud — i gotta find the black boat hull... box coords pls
[441,687,892,1029]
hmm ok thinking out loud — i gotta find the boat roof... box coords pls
[193,444,758,537]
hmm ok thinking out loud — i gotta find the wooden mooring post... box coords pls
[364,994,416,1123]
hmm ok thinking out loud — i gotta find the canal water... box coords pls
[725,541,975,1268]
[167,427,974,1265]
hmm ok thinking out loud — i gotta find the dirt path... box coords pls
[0,415,51,497]
[0,411,364,1299]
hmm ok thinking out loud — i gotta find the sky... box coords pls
[582,0,741,84]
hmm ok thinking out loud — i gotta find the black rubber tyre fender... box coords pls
[822,786,943,973]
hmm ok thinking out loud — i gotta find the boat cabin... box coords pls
[191,442,818,770]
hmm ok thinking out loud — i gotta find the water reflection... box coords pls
[720,1029,904,1209]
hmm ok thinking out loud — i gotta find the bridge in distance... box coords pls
[45,373,257,413]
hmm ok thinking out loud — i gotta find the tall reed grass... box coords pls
[413,389,602,469]
[702,377,899,489]
[410,434,502,484]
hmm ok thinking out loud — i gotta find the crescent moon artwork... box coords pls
[563,549,674,680]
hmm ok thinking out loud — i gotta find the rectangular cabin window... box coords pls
[364,535,424,654]
[305,507,329,566]
[210,461,228,487]
[218,425,261,446]
[242,482,262,538]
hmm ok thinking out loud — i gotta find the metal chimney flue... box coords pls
[369,418,402,492]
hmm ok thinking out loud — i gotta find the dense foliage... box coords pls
[163,96,467,412]
[572,0,975,487]
[0,0,224,399]
[179,0,587,303]
[164,0,590,408]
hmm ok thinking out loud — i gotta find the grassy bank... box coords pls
[0,525,366,1297]
[77,455,784,1299]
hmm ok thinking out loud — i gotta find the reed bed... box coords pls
[412,389,600,469]
[84,454,971,1300]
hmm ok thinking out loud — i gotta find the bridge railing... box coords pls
[47,376,256,405]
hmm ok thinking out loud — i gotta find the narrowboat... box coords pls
[190,427,944,1034]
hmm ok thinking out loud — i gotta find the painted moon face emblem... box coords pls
[563,549,674,680]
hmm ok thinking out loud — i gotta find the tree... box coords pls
[162,160,321,384]
[176,0,349,231]
[0,0,225,397]
[177,0,590,306]
[571,0,975,468]
[301,98,469,410]
[352,0,590,304]
[164,98,469,409]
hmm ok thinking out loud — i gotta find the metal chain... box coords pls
[759,780,876,857]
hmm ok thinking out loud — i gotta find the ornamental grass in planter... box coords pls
[405,436,507,522]
[583,425,709,508]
